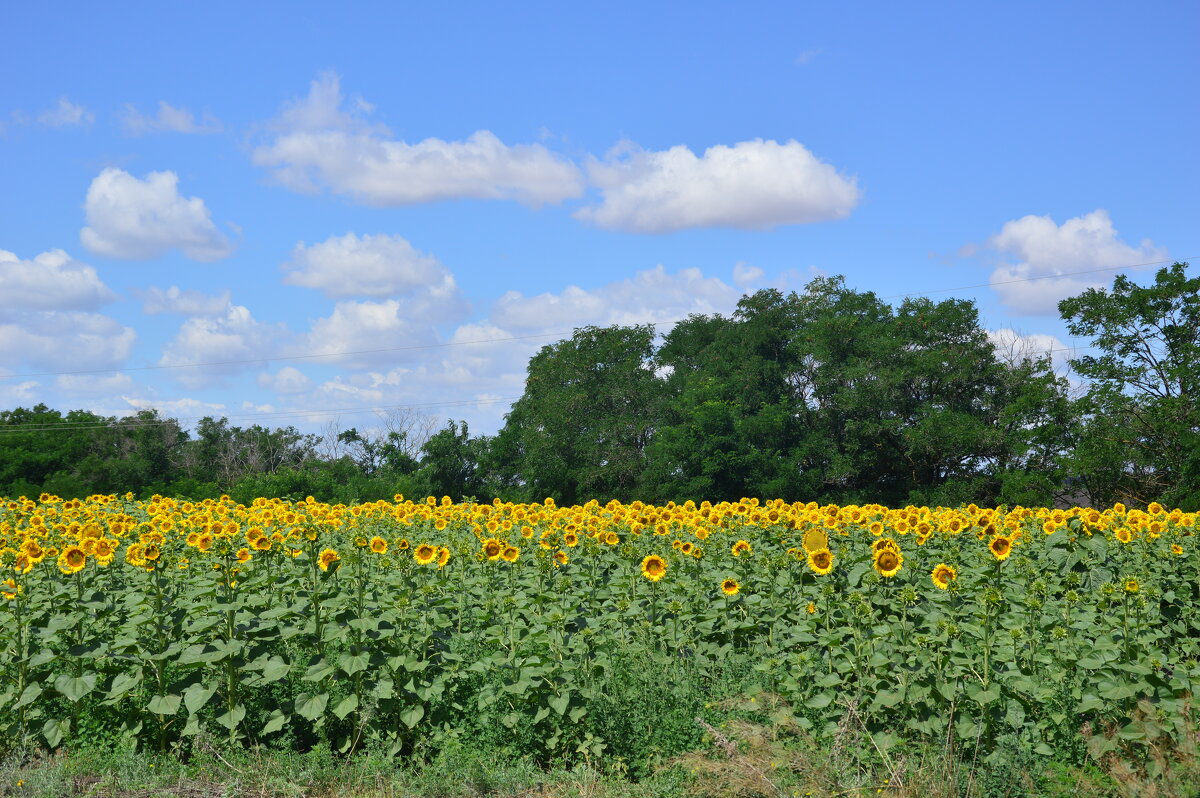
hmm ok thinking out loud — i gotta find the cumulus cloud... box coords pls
[0,310,135,372]
[55,373,136,396]
[298,299,445,370]
[987,328,1070,366]
[81,168,234,261]
[986,209,1168,315]
[140,285,231,316]
[574,139,860,233]
[158,305,285,389]
[253,73,584,207]
[283,232,455,299]
[123,396,227,420]
[0,249,115,310]
[121,101,222,135]
[491,264,742,332]
[38,97,93,127]
[733,262,766,289]
[257,366,312,394]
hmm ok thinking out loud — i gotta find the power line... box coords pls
[1,256,1190,383]
[0,395,520,436]
[879,256,1189,300]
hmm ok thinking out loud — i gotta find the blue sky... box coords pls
[1,1,1196,438]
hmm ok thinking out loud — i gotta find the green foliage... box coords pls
[1060,262,1200,509]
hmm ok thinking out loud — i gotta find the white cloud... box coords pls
[986,209,1167,315]
[794,48,822,65]
[140,285,231,316]
[987,328,1069,365]
[0,310,135,371]
[733,262,765,289]
[38,97,93,127]
[0,249,115,310]
[253,73,584,207]
[575,139,860,233]
[257,366,312,394]
[283,232,455,299]
[158,305,285,389]
[491,264,742,332]
[121,101,222,135]
[299,299,443,370]
[81,168,234,261]
[123,396,227,420]
[55,372,136,396]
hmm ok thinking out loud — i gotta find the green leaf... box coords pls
[332,694,359,720]
[42,718,69,748]
[400,704,425,728]
[215,704,246,730]
[106,670,142,701]
[183,682,217,714]
[295,692,329,721]
[548,693,570,716]
[968,684,1001,706]
[260,657,291,683]
[55,673,97,703]
[261,709,288,735]
[147,694,182,716]
[304,658,337,682]
[340,652,370,677]
[16,682,44,708]
[806,692,834,710]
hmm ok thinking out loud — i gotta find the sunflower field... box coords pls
[1,493,1198,773]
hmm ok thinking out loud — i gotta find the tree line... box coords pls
[1,263,1195,509]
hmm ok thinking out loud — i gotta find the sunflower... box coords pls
[563,532,579,547]
[988,535,1013,561]
[872,537,899,557]
[1123,578,1140,594]
[436,547,451,568]
[720,578,740,596]
[802,527,830,553]
[731,540,752,557]
[1172,544,1185,556]
[414,544,438,565]
[501,545,520,563]
[554,550,569,567]
[317,548,340,572]
[397,538,410,550]
[125,543,146,567]
[873,547,903,578]
[58,545,87,574]
[370,536,388,554]
[603,531,619,546]
[931,563,957,590]
[806,602,817,615]
[680,541,695,555]
[641,554,667,581]
[482,538,503,560]
[13,554,32,575]
[252,536,272,551]
[807,547,834,576]
[1114,527,1134,544]
[235,547,251,563]
[1,578,17,600]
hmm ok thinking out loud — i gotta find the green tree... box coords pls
[414,420,489,501]
[494,325,663,504]
[1059,262,1200,508]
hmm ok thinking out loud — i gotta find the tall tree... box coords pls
[494,325,663,504]
[1059,262,1200,508]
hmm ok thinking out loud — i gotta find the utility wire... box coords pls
[0,256,1191,383]
[0,395,521,435]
